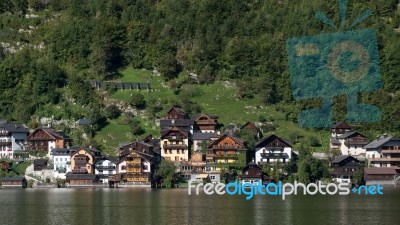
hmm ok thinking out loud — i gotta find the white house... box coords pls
[95,156,118,183]
[335,131,369,156]
[255,134,293,165]
[364,135,400,168]
[51,147,77,179]
[0,122,29,159]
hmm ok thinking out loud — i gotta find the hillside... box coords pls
[0,0,400,154]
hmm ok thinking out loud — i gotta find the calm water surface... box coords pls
[0,187,399,225]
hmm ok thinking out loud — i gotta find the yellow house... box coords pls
[161,127,190,162]
[70,148,101,174]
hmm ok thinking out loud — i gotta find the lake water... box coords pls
[0,187,399,225]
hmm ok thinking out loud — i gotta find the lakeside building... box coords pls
[0,122,29,159]
[241,161,269,185]
[192,113,219,133]
[334,131,369,156]
[95,156,118,184]
[1,177,27,188]
[364,167,399,185]
[255,134,293,165]
[51,147,77,179]
[330,155,362,183]
[365,135,400,168]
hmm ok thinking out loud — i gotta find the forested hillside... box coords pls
[0,0,399,152]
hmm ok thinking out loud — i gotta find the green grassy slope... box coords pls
[95,68,330,153]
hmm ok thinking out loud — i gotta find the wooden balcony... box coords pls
[369,158,400,162]
[0,141,11,145]
[382,150,400,154]
[260,153,289,159]
[344,140,369,145]
[206,154,238,159]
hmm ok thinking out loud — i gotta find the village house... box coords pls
[123,151,153,183]
[0,122,29,159]
[161,127,190,162]
[192,113,219,133]
[206,133,248,168]
[334,131,369,156]
[95,156,118,184]
[66,174,99,187]
[330,155,362,183]
[160,107,193,133]
[255,134,293,165]
[241,161,268,185]
[69,148,101,174]
[364,135,400,168]
[1,177,27,188]
[50,147,77,179]
[240,122,263,139]
[27,127,71,157]
[331,121,352,137]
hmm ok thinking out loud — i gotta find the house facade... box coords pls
[192,113,219,133]
[364,135,400,168]
[0,122,29,159]
[330,155,361,183]
[240,122,263,139]
[331,121,352,137]
[27,127,71,157]
[51,147,77,179]
[124,151,152,183]
[95,156,118,183]
[335,131,369,156]
[255,134,293,165]
[206,133,247,166]
[192,132,219,152]
[161,127,190,162]
[241,161,267,185]
[70,148,101,174]
[364,167,398,185]
[1,177,27,188]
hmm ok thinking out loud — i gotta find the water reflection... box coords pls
[0,188,399,225]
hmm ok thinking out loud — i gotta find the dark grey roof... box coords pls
[364,167,397,175]
[0,123,28,133]
[1,176,26,181]
[51,147,77,156]
[66,173,98,180]
[331,155,353,163]
[332,121,351,129]
[33,159,48,166]
[160,119,193,127]
[364,136,400,149]
[336,131,365,139]
[330,138,341,145]
[76,119,92,125]
[192,132,217,140]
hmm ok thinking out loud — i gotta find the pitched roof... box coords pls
[337,131,367,139]
[161,127,189,139]
[1,176,26,181]
[33,159,48,166]
[330,138,341,145]
[331,155,358,164]
[255,134,292,148]
[207,133,246,149]
[28,127,70,140]
[65,173,98,181]
[364,167,397,175]
[0,123,28,133]
[364,136,400,149]
[51,147,78,156]
[160,119,193,127]
[332,121,351,129]
[96,156,118,164]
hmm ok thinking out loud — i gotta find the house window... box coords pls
[210,176,215,180]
